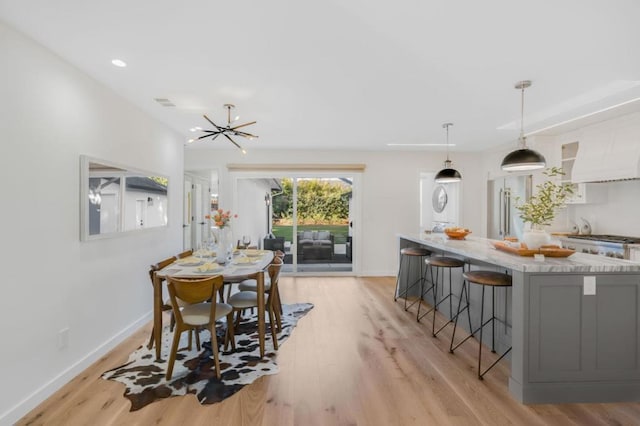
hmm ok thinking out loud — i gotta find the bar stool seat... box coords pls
[401,247,431,257]
[462,271,512,287]
[417,256,469,338]
[394,247,431,312]
[429,257,466,268]
[450,270,512,380]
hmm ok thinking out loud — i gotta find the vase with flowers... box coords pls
[206,209,237,263]
[515,167,575,249]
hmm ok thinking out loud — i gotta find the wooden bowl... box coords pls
[444,228,471,240]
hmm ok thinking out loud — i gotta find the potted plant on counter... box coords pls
[515,167,575,249]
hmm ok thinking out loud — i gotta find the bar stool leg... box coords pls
[449,267,453,319]
[449,279,468,353]
[434,266,456,337]
[478,285,486,379]
[429,264,440,333]
[416,262,436,321]
[405,257,425,311]
[393,254,405,301]
[492,286,496,353]
[465,266,473,335]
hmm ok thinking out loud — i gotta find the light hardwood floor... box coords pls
[18,277,640,425]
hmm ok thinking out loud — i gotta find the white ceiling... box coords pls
[2,0,640,153]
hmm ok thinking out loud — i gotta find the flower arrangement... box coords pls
[515,167,575,228]
[206,209,237,228]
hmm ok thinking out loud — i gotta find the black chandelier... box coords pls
[188,104,258,154]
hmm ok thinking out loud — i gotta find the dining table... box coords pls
[152,249,275,361]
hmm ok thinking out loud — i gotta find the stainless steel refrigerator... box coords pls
[487,175,532,241]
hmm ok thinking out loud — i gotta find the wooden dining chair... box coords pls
[227,261,283,351]
[165,275,235,380]
[238,256,284,320]
[147,256,177,349]
[176,249,194,259]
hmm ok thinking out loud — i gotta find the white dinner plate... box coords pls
[176,260,205,267]
[193,267,224,274]
[233,259,259,265]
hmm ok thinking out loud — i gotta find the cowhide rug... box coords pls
[102,303,313,411]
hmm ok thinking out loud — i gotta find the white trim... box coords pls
[227,163,366,172]
[0,312,152,425]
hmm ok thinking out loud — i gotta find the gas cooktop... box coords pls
[566,234,640,244]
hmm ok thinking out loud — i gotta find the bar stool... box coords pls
[417,256,471,338]
[449,270,512,380]
[394,247,431,312]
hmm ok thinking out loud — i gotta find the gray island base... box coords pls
[398,234,640,404]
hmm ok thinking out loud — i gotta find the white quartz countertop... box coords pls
[400,234,640,273]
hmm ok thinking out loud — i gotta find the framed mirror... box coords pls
[432,185,448,213]
[80,155,169,241]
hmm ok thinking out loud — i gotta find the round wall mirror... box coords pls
[432,185,448,213]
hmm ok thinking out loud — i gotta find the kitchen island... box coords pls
[398,234,640,404]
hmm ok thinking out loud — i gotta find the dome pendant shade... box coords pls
[501,80,546,171]
[501,148,546,171]
[434,122,462,183]
[435,160,462,183]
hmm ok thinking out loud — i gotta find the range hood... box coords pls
[571,117,640,183]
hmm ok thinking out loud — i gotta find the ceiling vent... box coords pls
[154,98,175,107]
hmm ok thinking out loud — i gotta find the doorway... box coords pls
[233,173,359,275]
[184,170,218,250]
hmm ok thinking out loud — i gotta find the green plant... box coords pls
[515,167,575,227]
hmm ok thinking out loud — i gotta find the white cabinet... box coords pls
[560,141,607,204]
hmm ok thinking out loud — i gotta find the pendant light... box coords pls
[501,80,546,171]
[434,122,462,183]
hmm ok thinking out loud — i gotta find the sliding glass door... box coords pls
[289,177,352,273]
[234,173,357,274]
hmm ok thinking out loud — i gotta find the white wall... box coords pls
[0,23,184,424]
[568,179,640,235]
[235,178,271,246]
[185,149,486,276]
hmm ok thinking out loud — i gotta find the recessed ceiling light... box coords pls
[111,59,127,68]
[386,143,456,147]
[189,127,202,132]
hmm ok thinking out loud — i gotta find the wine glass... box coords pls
[197,242,206,261]
[242,235,251,249]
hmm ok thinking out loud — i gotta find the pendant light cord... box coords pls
[520,84,525,147]
[516,80,531,148]
[443,122,453,163]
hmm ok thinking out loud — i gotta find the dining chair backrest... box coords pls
[268,256,283,284]
[147,255,178,350]
[274,250,285,259]
[149,256,177,284]
[167,275,224,307]
[165,274,231,380]
[176,249,194,259]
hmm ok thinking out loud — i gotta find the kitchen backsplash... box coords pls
[566,179,640,237]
